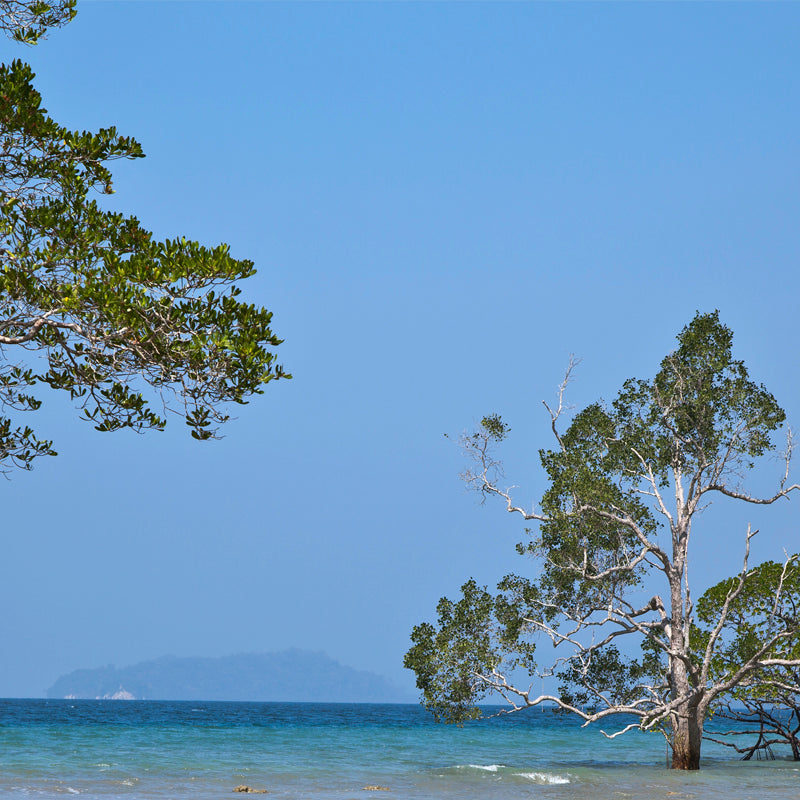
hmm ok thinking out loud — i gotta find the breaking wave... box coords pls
[514,771,571,784]
[461,764,505,772]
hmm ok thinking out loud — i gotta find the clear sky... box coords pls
[2,1,799,698]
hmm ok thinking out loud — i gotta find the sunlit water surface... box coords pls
[0,700,797,800]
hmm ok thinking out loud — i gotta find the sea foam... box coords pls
[514,771,570,785]
[463,764,505,772]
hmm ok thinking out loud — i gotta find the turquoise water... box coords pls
[0,700,798,799]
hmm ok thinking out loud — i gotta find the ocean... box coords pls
[0,700,797,800]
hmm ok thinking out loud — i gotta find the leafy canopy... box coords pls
[0,14,289,470]
[0,0,75,44]
[697,557,800,688]
[406,312,789,727]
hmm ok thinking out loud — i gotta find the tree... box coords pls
[706,681,800,761]
[697,557,800,760]
[405,312,799,770]
[0,2,288,472]
[0,0,76,44]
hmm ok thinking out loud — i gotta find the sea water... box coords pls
[0,700,797,799]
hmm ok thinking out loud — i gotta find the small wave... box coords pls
[65,789,80,795]
[515,771,570,785]
[457,764,505,772]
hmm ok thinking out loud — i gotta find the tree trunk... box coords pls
[671,699,703,770]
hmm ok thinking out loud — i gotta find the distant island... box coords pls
[47,649,414,702]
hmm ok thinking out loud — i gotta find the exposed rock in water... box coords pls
[103,687,135,700]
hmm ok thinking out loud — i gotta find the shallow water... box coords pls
[0,700,797,799]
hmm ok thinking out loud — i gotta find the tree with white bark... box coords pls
[405,311,800,770]
[698,557,800,760]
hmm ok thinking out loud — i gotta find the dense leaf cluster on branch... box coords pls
[0,0,75,44]
[0,3,288,470]
[698,558,800,760]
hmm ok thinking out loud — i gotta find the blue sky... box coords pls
[2,1,799,697]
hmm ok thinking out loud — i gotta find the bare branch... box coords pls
[542,355,580,452]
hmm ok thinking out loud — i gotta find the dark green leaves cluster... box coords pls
[0,29,288,470]
[697,558,800,684]
[479,413,509,442]
[650,311,784,474]
[696,558,800,759]
[557,643,663,712]
[0,0,75,44]
[404,578,535,723]
[536,401,656,608]
[603,311,784,489]
[534,312,784,606]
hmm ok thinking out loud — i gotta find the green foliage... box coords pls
[532,311,784,608]
[403,578,534,723]
[0,46,288,469]
[697,558,800,689]
[650,311,785,473]
[479,413,509,442]
[0,0,76,44]
[407,312,791,735]
[558,646,647,709]
[697,559,800,758]
[536,400,656,609]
